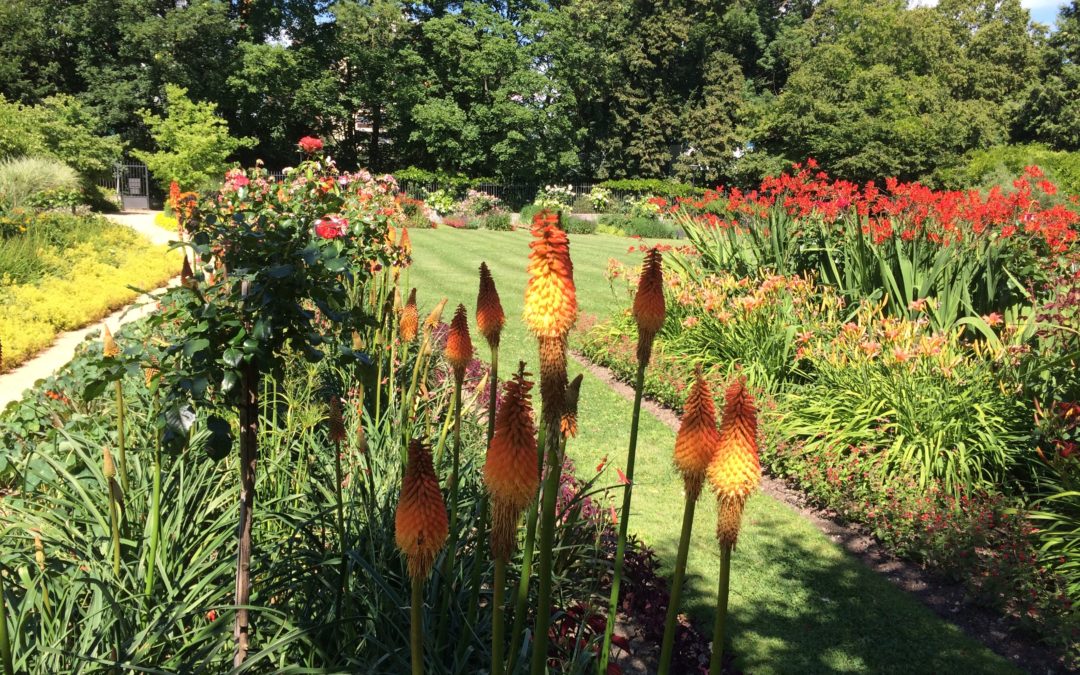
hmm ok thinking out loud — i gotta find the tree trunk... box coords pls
[233,360,259,667]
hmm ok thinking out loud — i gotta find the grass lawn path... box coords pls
[408,228,1016,674]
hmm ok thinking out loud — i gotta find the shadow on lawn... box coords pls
[648,506,1017,675]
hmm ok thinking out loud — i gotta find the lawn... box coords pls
[407,228,1016,674]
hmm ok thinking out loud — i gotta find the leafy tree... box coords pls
[134,84,254,189]
[0,94,122,183]
[1017,1,1080,150]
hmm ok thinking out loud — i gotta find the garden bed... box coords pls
[0,211,178,372]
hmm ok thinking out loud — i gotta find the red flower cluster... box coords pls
[677,160,1079,253]
[298,136,324,153]
[314,214,348,239]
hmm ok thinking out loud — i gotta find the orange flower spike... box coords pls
[399,227,412,256]
[523,212,577,340]
[633,248,666,365]
[476,262,505,349]
[400,289,419,342]
[484,363,540,559]
[395,440,449,579]
[102,325,119,358]
[327,397,347,444]
[675,366,721,501]
[445,304,474,383]
[707,377,761,548]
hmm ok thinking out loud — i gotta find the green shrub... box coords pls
[571,193,594,213]
[563,216,597,234]
[407,210,435,229]
[597,214,674,238]
[519,203,569,224]
[0,156,80,211]
[479,210,512,231]
[598,178,702,198]
[944,143,1080,196]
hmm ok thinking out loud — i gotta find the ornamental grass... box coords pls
[707,376,761,675]
[600,248,666,672]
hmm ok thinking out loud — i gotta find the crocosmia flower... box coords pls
[314,215,348,239]
[298,136,324,153]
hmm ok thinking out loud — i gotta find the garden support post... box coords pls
[233,360,259,667]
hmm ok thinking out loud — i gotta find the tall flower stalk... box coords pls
[396,440,450,675]
[706,377,761,674]
[522,212,577,675]
[483,364,538,675]
[102,327,128,492]
[466,262,506,629]
[600,249,665,672]
[659,366,720,675]
[103,446,122,577]
[437,304,473,646]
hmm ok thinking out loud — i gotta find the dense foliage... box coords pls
[2,0,1079,185]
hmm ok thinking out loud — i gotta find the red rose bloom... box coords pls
[298,136,324,153]
[315,214,348,239]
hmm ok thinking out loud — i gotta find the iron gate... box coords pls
[117,163,151,211]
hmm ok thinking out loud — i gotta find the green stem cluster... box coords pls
[0,570,13,675]
[436,378,464,647]
[529,419,564,675]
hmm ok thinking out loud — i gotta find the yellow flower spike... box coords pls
[395,440,449,580]
[707,377,761,548]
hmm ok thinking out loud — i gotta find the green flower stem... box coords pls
[0,570,13,675]
[492,556,508,675]
[709,544,732,675]
[144,390,162,597]
[658,492,699,675]
[507,421,545,675]
[436,377,464,647]
[411,575,424,675]
[115,381,128,493]
[599,360,647,673]
[529,419,564,675]
[465,346,498,634]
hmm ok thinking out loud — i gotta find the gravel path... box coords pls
[0,211,176,410]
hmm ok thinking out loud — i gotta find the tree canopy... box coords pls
[1,0,1076,186]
